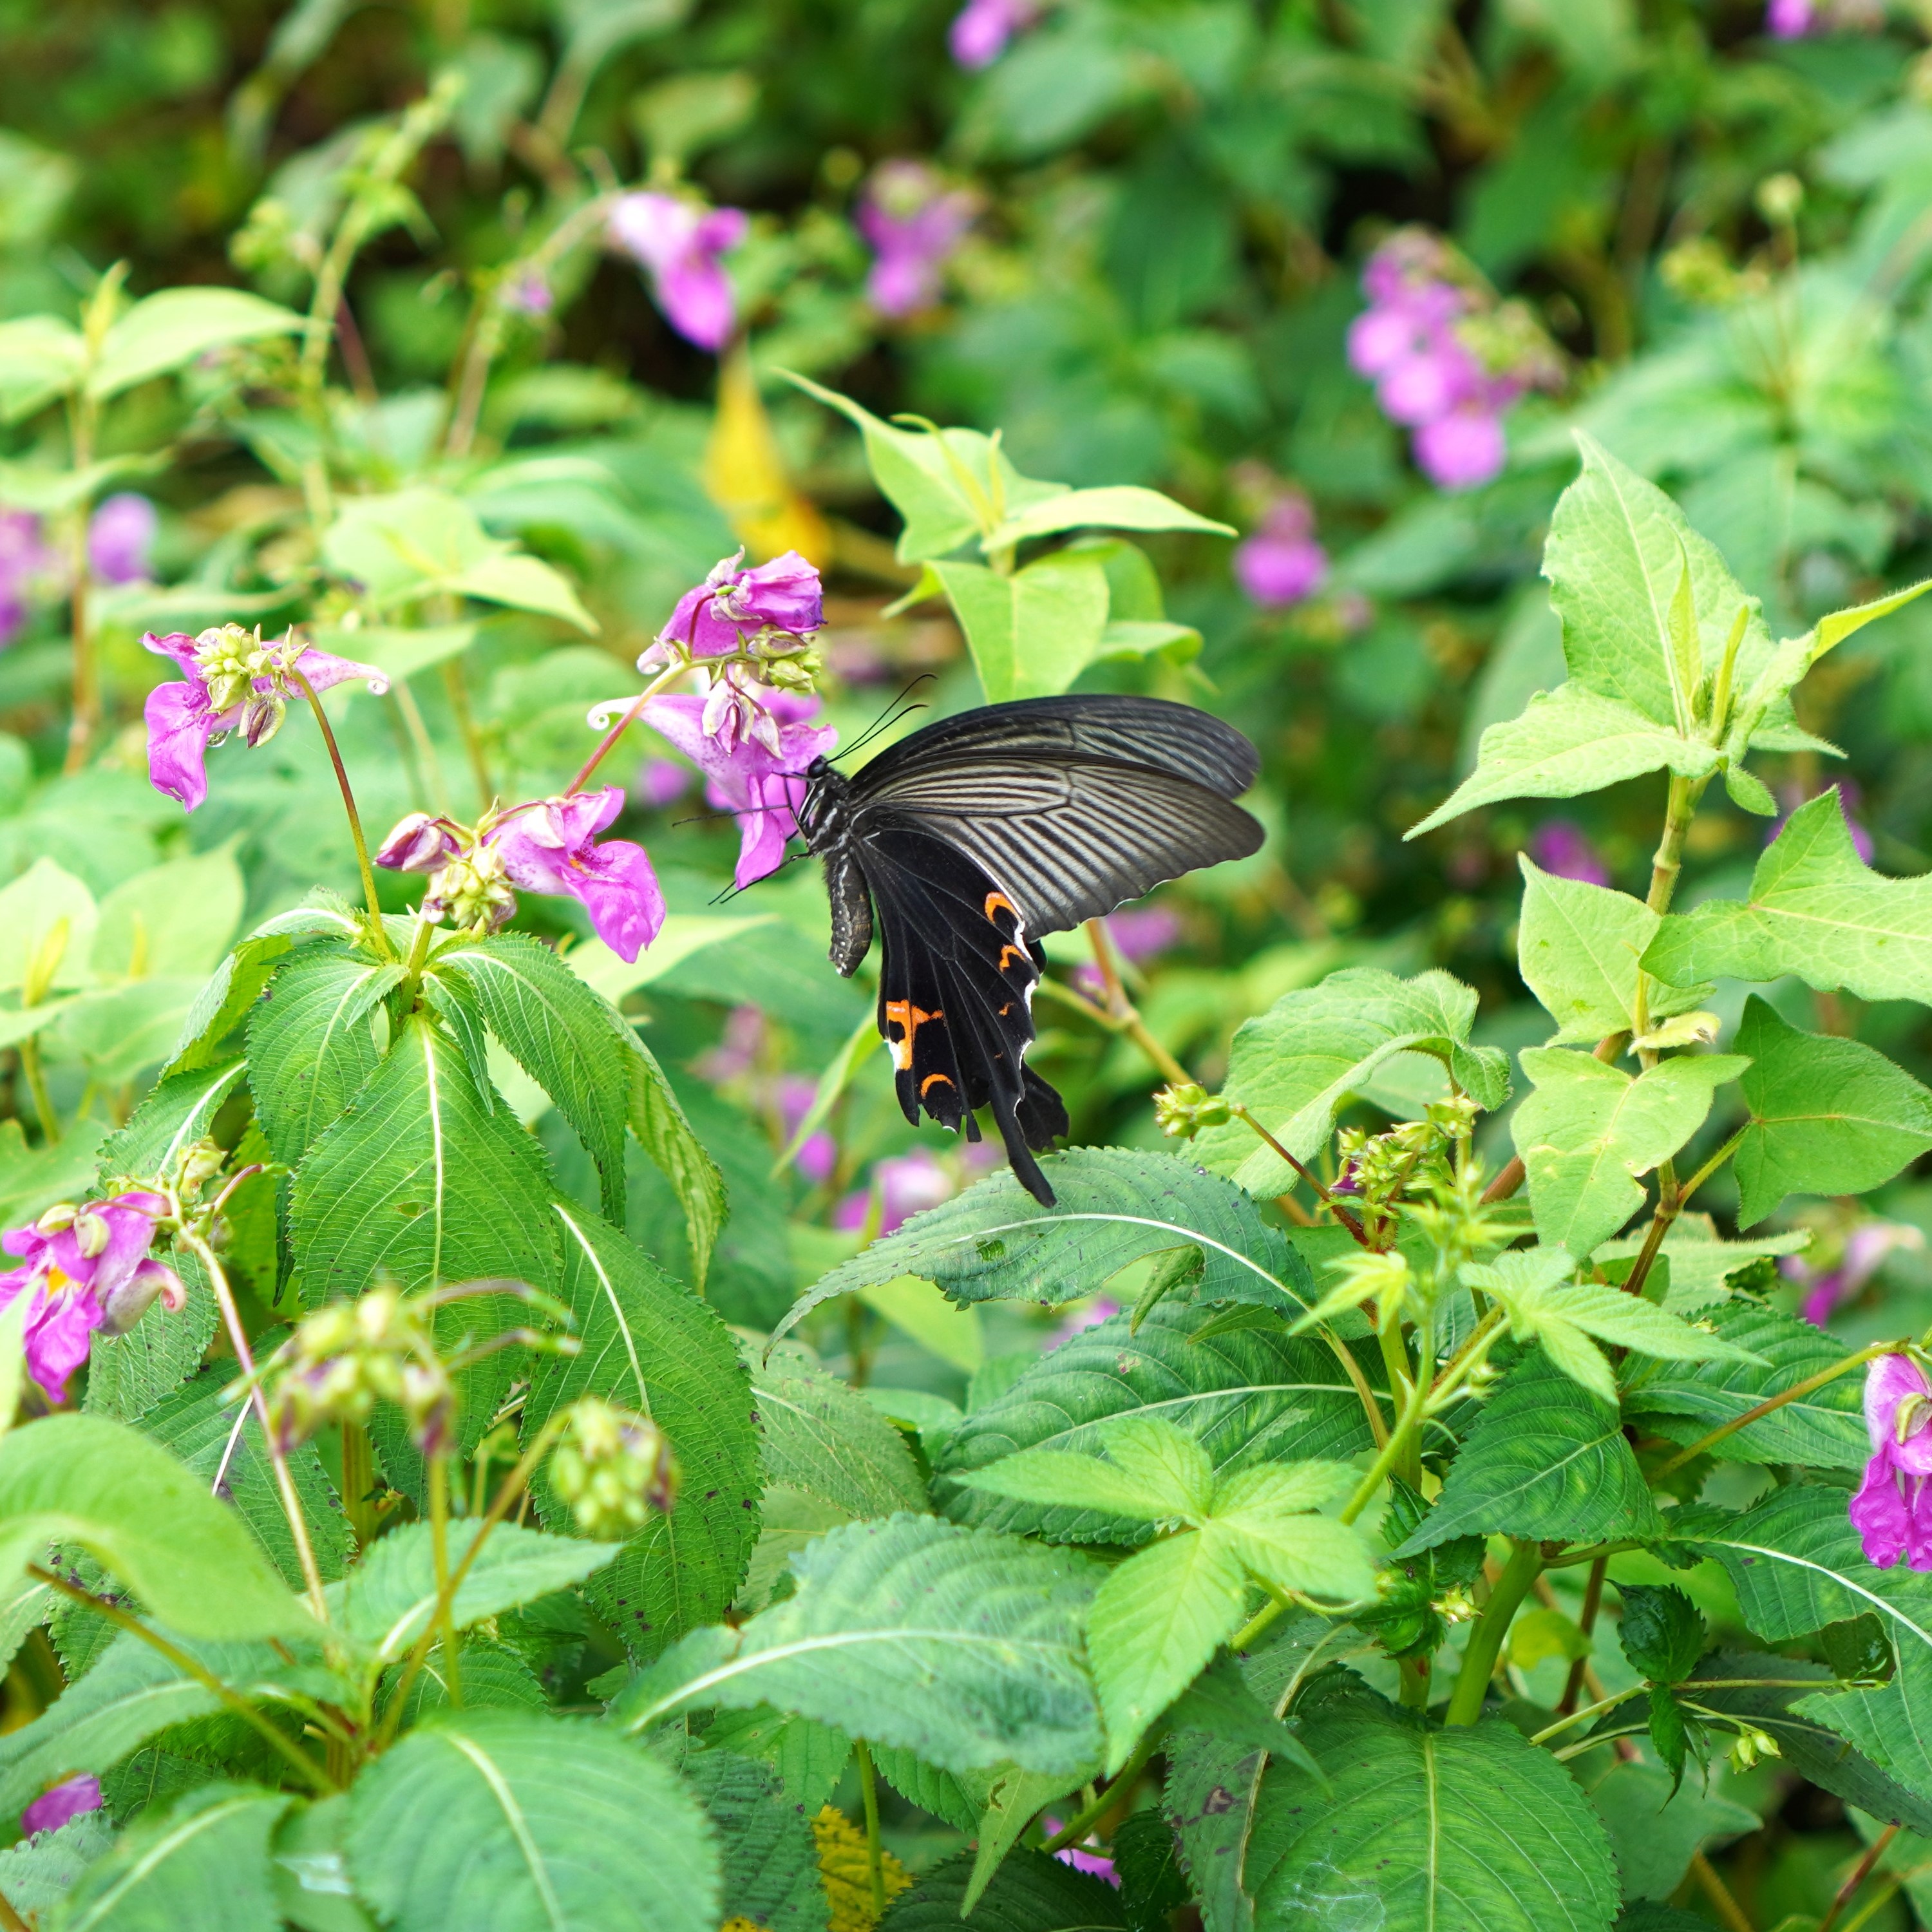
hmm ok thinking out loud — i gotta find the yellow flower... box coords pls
[811,1804,912,1932]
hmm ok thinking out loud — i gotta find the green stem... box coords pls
[1653,1340,1900,1478]
[1619,1125,1745,1306]
[428,1450,462,1709]
[1646,773,1707,916]
[29,1564,336,1794]
[1444,1540,1543,1726]
[440,656,494,814]
[288,665,394,961]
[1039,1730,1161,1853]
[854,1740,886,1919]
[340,1419,379,1548]
[1528,1685,1640,1747]
[1340,1341,1439,1527]
[19,1039,58,1146]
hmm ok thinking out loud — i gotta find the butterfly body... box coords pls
[796,695,1263,1206]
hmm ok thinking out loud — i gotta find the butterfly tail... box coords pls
[990,1066,1067,1207]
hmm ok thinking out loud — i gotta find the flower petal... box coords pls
[144,680,221,810]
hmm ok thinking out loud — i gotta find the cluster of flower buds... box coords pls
[1153,1081,1232,1140]
[1347,228,1560,492]
[261,1286,455,1457]
[549,1397,679,1539]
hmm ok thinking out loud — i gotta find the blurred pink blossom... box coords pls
[858,161,976,317]
[777,1075,837,1186]
[1528,820,1609,888]
[834,1149,956,1236]
[88,493,156,584]
[950,0,1039,66]
[1783,1219,1923,1327]
[21,1774,101,1838]
[1234,493,1327,609]
[636,757,694,809]
[609,193,748,352]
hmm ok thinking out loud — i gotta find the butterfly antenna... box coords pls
[837,675,935,762]
[706,848,810,907]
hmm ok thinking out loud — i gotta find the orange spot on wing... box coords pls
[883,999,943,1071]
[984,892,1019,925]
[920,1073,954,1096]
[997,945,1028,972]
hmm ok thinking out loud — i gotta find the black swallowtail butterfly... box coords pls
[795,694,1264,1206]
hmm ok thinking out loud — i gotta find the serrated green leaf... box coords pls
[1620,1300,1869,1468]
[1795,1646,1932,1817]
[681,1748,827,1932]
[347,1710,719,1932]
[1732,996,1932,1225]
[1208,1494,1375,1605]
[625,1034,726,1293]
[51,1780,291,1932]
[1193,968,1509,1192]
[983,484,1233,549]
[750,1343,926,1521]
[777,1149,1310,1348]
[1514,857,1711,1045]
[1407,685,1719,838]
[1580,1759,1757,1908]
[1392,1349,1662,1555]
[0,1812,114,1922]
[247,947,397,1170]
[616,1516,1103,1778]
[95,1061,245,1188]
[1591,1213,1810,1312]
[1619,1584,1705,1684]
[82,1249,218,1426]
[1642,791,1932,1005]
[166,933,295,1076]
[1090,1530,1249,1774]
[1244,1688,1620,1932]
[936,1301,1379,1546]
[1512,1048,1747,1258]
[701,1709,853,1814]
[879,1848,1125,1932]
[932,553,1111,703]
[433,934,633,1224]
[524,1203,759,1659]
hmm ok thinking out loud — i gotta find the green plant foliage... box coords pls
[878,1848,1126,1932]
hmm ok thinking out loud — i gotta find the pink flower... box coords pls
[0,513,55,647]
[88,493,156,584]
[142,625,388,811]
[1039,1821,1120,1886]
[696,1005,766,1085]
[834,1149,956,1236]
[502,271,554,317]
[0,1194,185,1405]
[377,790,666,963]
[1528,819,1609,887]
[608,193,748,352]
[1378,343,1481,427]
[1784,1218,1924,1327]
[21,1774,102,1838]
[1413,410,1507,491]
[642,687,836,889]
[1767,0,1814,31]
[778,1075,836,1186]
[858,162,976,318]
[636,758,693,809]
[949,0,1039,66]
[1851,1354,1932,1569]
[1234,494,1328,609]
[656,551,824,662]
[1106,906,1181,965]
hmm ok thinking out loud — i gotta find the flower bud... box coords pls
[762,648,822,694]
[375,811,466,875]
[1153,1083,1231,1139]
[173,1138,227,1201]
[33,1204,77,1235]
[424,848,517,938]
[241,691,287,748]
[71,1212,110,1260]
[1727,1723,1780,1771]
[550,1397,679,1539]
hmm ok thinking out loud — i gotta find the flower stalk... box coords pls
[287,665,393,960]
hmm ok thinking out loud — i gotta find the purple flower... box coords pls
[608,193,748,352]
[142,625,389,811]
[1039,1821,1121,1886]
[1106,906,1181,965]
[377,790,666,963]
[88,493,156,585]
[502,271,553,317]
[0,1194,185,1405]
[656,551,824,663]
[778,1075,836,1186]
[949,0,1038,66]
[1767,0,1812,29]
[0,512,55,648]
[1851,1354,1932,1569]
[1783,1218,1924,1327]
[21,1774,102,1838]
[1234,493,1328,609]
[1528,819,1609,887]
[636,758,694,809]
[641,687,836,889]
[834,1149,956,1236]
[858,162,976,319]
[1413,410,1507,491]
[696,1005,766,1085]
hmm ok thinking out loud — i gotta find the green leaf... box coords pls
[346,1710,719,1932]
[750,1342,927,1521]
[1406,685,1719,838]
[1244,1687,1620,1932]
[879,1848,1125,1932]
[681,1748,827,1932]
[523,1203,760,1660]
[1580,1760,1758,1907]
[1795,1646,1932,1817]
[82,1249,218,1426]
[57,980,211,1087]
[1620,1300,1869,1468]
[777,1149,1310,1348]
[1591,1214,1810,1312]
[1392,1349,1662,1556]
[1730,996,1932,1227]
[931,553,1110,703]
[96,1061,246,1189]
[616,1516,1103,1778]
[1192,969,1510,1194]
[625,1034,727,1293]
[90,288,303,399]
[702,1709,853,1814]
[433,934,633,1224]
[1642,791,1932,1005]
[982,485,1233,549]
[1515,857,1711,1045]
[1089,1531,1249,1773]
[956,1416,1216,1524]
[134,1367,352,1587]
[1678,1488,1932,1662]
[0,1117,107,1227]
[1511,1049,1747,1258]
[0,313,85,419]
[0,858,96,994]
[247,946,398,1170]
[271,1793,377,1932]
[441,551,598,632]
[1544,430,1765,729]
[329,1520,620,1665]
[93,852,245,981]
[937,1300,1379,1545]
[1208,1470,1376,1604]
[379,1634,546,1730]
[960,1765,1083,1917]
[1618,1584,1705,1684]
[166,933,295,1076]
[51,1781,292,1932]
[287,1014,562,1451]
[0,1414,307,1640]
[0,1812,114,1922]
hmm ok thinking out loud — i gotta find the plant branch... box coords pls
[1653,1339,1900,1477]
[569,658,696,794]
[1690,1850,1754,1932]
[1039,1730,1161,1853]
[28,1564,336,1795]
[428,1449,462,1710]
[288,666,394,961]
[854,1740,887,1919]
[1820,1826,1901,1932]
[1443,1540,1542,1725]
[1557,1556,1607,1716]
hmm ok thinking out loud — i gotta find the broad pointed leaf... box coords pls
[931,553,1110,702]
[247,946,397,1170]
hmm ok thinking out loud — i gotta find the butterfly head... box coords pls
[795,755,849,851]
